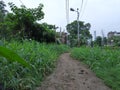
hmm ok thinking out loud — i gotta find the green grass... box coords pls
[0,40,69,90]
[0,46,31,68]
[71,47,120,90]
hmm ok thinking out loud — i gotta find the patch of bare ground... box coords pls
[37,53,111,90]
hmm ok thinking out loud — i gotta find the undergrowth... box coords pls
[71,47,120,90]
[0,40,69,90]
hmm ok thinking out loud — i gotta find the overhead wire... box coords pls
[79,0,84,17]
[19,0,25,6]
[67,0,69,24]
[65,0,70,43]
[80,0,88,18]
[66,0,69,24]
[65,0,67,23]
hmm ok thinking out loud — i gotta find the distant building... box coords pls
[108,31,120,38]
[56,32,68,44]
[61,32,67,44]
[114,32,120,36]
[107,31,120,46]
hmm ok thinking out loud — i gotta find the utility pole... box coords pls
[77,8,80,46]
[60,27,62,38]
[66,0,69,46]
[70,8,80,46]
[66,0,69,24]
[94,31,96,40]
[101,30,105,46]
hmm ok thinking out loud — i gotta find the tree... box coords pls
[31,23,56,43]
[0,0,7,19]
[1,2,56,43]
[7,2,44,39]
[112,36,120,46]
[42,23,56,30]
[103,37,107,45]
[3,13,18,39]
[0,0,8,38]
[95,36,102,46]
[66,20,92,46]
[1,2,44,40]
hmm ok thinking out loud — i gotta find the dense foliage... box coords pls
[71,47,120,90]
[94,36,107,47]
[94,36,102,46]
[0,1,56,43]
[0,0,7,38]
[0,40,69,90]
[108,36,120,46]
[0,2,68,89]
[66,20,92,47]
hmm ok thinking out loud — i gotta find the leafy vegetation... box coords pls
[0,46,31,68]
[94,36,108,47]
[108,35,120,47]
[71,47,120,90]
[2,0,119,90]
[0,2,69,89]
[0,1,56,43]
[66,20,92,47]
[0,40,69,90]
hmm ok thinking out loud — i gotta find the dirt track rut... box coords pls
[37,53,111,90]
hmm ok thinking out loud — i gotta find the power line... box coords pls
[65,0,70,45]
[79,0,84,16]
[65,0,67,20]
[80,0,88,18]
[19,0,25,6]
[67,0,69,24]
[66,0,69,24]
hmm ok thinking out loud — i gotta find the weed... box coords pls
[0,40,69,90]
[71,47,120,90]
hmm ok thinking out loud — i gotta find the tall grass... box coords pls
[0,46,31,68]
[71,47,120,90]
[0,40,69,90]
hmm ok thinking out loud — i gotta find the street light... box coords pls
[70,8,80,46]
[70,8,75,11]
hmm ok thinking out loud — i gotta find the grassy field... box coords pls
[71,47,120,90]
[0,40,69,90]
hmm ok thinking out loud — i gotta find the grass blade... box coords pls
[0,46,31,68]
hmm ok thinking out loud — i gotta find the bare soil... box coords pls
[37,53,111,90]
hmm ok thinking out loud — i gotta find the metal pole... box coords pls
[70,8,80,46]
[77,8,80,46]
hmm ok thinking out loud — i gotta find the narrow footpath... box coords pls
[37,53,111,90]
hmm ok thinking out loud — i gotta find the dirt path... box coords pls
[37,53,111,90]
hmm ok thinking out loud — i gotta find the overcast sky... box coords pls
[4,0,120,38]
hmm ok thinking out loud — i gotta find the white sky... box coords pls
[4,0,120,38]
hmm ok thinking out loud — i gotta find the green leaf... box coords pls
[0,46,31,68]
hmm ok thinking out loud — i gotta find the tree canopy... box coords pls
[0,0,7,17]
[66,20,92,46]
[0,0,8,38]
[0,2,56,43]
